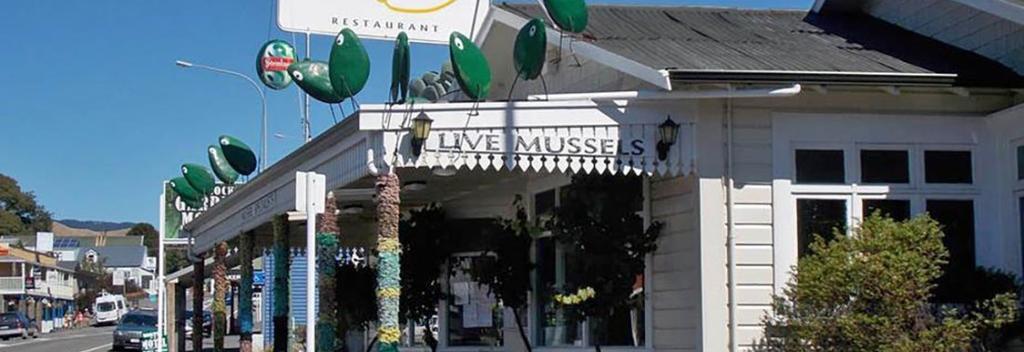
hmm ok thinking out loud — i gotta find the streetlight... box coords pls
[176,60,269,173]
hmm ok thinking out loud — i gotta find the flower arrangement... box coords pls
[553,287,596,306]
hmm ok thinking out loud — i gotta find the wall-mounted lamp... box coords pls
[410,111,434,157]
[657,115,680,161]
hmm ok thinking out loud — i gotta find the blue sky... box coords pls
[0,0,811,226]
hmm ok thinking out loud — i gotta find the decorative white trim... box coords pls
[360,102,696,177]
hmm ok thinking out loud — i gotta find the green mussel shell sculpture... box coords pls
[514,18,547,80]
[170,177,204,209]
[328,28,371,100]
[219,135,257,176]
[256,39,298,90]
[289,60,345,104]
[182,163,216,196]
[390,32,411,104]
[449,31,491,101]
[543,0,588,33]
[208,144,240,185]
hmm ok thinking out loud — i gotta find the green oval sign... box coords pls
[169,177,204,209]
[256,39,298,90]
[390,32,411,104]
[219,135,257,176]
[543,0,588,33]
[182,163,216,196]
[289,60,345,104]
[515,18,547,80]
[328,28,371,100]
[449,31,491,101]
[208,144,240,185]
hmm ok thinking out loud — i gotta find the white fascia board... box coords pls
[488,7,672,91]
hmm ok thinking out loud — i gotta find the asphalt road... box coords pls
[0,325,115,352]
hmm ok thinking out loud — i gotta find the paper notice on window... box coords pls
[462,302,493,328]
[453,282,470,306]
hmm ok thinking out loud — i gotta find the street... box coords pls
[0,326,115,352]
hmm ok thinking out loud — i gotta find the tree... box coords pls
[0,173,52,236]
[127,223,158,257]
[548,175,662,351]
[468,196,538,351]
[398,203,450,352]
[756,214,1019,351]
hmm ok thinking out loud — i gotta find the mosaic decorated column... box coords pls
[239,231,255,352]
[213,242,228,352]
[316,192,340,352]
[192,254,205,352]
[272,214,291,352]
[375,173,401,352]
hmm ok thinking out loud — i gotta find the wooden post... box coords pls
[316,192,339,352]
[213,242,228,352]
[192,255,205,352]
[272,214,291,352]
[239,231,255,352]
[374,173,401,352]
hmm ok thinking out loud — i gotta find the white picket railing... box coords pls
[0,277,24,293]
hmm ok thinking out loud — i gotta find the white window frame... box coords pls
[773,112,985,293]
[524,178,653,352]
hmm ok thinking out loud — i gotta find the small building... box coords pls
[164,0,1024,351]
[79,246,155,293]
[0,244,77,333]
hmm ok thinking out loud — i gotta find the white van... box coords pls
[93,294,128,326]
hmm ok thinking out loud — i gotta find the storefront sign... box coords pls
[277,0,490,44]
[382,124,694,176]
[163,182,237,242]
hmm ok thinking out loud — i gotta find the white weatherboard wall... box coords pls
[990,103,1024,276]
[727,109,776,348]
[650,175,700,351]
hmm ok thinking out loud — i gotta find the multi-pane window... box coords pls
[796,199,846,257]
[924,150,972,184]
[860,150,909,184]
[795,150,845,184]
[1017,146,1024,181]
[926,200,975,277]
[863,199,911,221]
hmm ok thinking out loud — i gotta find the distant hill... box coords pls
[57,219,135,232]
[53,220,134,237]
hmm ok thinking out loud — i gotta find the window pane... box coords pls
[860,150,909,183]
[535,237,584,347]
[927,200,975,277]
[797,199,847,257]
[924,151,972,184]
[1017,146,1024,181]
[795,150,845,184]
[535,190,556,219]
[863,199,911,221]
[447,256,503,347]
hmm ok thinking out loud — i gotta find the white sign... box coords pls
[295,172,327,215]
[277,0,491,44]
[35,232,53,253]
[113,271,127,286]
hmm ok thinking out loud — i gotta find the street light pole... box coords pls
[176,60,269,173]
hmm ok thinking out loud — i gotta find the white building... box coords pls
[166,0,1024,351]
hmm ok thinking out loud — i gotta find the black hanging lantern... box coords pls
[657,115,680,161]
[410,111,433,157]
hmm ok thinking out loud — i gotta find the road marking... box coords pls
[0,329,112,348]
[79,343,112,352]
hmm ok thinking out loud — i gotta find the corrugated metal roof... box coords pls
[499,3,1023,86]
[78,245,146,268]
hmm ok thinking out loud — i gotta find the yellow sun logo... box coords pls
[378,0,456,13]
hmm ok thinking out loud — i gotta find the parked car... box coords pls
[112,310,157,351]
[0,312,37,340]
[183,310,212,339]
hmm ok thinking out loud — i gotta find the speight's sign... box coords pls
[277,0,490,44]
[163,182,236,241]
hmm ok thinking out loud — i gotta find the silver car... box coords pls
[0,312,38,340]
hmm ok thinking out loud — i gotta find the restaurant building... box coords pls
[164,0,1024,351]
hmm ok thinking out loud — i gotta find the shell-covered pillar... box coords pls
[239,231,255,352]
[375,173,401,352]
[192,254,205,352]
[316,192,340,352]
[213,242,228,352]
[272,214,291,352]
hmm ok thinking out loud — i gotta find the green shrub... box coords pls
[756,214,1019,352]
